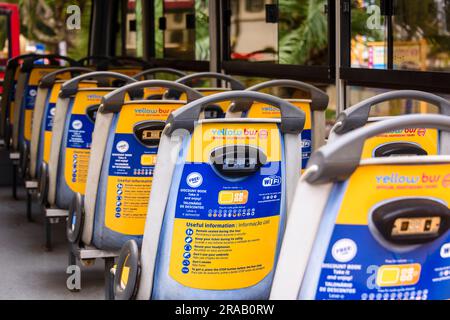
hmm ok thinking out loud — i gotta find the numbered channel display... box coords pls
[23,68,69,142]
[305,163,450,300]
[153,122,286,297]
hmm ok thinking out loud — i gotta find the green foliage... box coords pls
[278,0,328,65]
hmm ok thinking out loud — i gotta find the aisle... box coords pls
[0,187,104,300]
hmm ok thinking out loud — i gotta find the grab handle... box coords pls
[39,67,92,88]
[334,90,450,135]
[60,71,137,98]
[231,79,329,112]
[100,80,203,113]
[133,68,186,80]
[21,54,78,72]
[307,114,450,184]
[78,56,150,69]
[166,91,305,135]
[110,56,150,68]
[166,72,245,98]
[78,55,110,65]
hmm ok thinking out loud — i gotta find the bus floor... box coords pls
[0,187,104,300]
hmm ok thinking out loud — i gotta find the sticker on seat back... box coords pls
[23,68,69,142]
[104,102,185,235]
[43,82,97,164]
[313,163,450,300]
[362,127,439,159]
[168,122,284,290]
[64,90,110,194]
[245,100,312,169]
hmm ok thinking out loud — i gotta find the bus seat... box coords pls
[329,90,450,158]
[12,55,77,154]
[270,114,450,300]
[133,68,186,100]
[166,72,246,118]
[29,67,92,181]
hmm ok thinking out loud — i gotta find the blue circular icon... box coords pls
[116,207,121,213]
[117,183,123,189]
[183,252,191,259]
[117,190,123,195]
[182,260,190,266]
[186,229,194,236]
[184,244,192,251]
[182,267,189,274]
[185,237,193,244]
[115,213,121,218]
[116,202,122,207]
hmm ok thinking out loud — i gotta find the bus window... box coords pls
[67,1,93,60]
[155,0,210,61]
[125,0,144,57]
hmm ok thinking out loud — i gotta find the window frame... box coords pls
[220,0,336,84]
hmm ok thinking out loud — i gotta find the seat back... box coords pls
[29,67,92,179]
[271,115,450,300]
[329,90,450,158]
[12,55,77,151]
[107,56,149,78]
[135,91,305,300]
[81,80,203,250]
[230,79,329,170]
[47,72,136,208]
